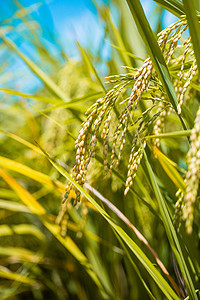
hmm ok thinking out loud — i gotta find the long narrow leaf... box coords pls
[183,0,200,74]
[0,169,106,295]
[107,41,144,62]
[143,151,198,300]
[97,6,132,66]
[153,0,184,17]
[0,156,65,193]
[0,199,31,213]
[39,145,180,300]
[154,147,186,191]
[43,91,104,113]
[77,42,106,92]
[0,87,63,104]
[0,35,67,101]
[0,268,40,287]
[145,130,191,139]
[0,224,45,241]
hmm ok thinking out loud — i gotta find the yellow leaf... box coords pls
[154,147,186,191]
[0,169,103,291]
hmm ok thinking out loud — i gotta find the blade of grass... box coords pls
[0,246,42,263]
[0,189,17,199]
[0,199,31,213]
[85,182,182,298]
[0,35,67,102]
[106,41,144,62]
[0,267,40,287]
[153,147,186,191]
[181,105,195,128]
[0,156,65,194]
[0,287,29,300]
[0,129,43,155]
[0,169,107,296]
[0,245,84,271]
[77,42,106,93]
[153,0,184,17]
[43,91,104,113]
[0,130,160,222]
[143,151,198,300]
[183,0,200,74]
[2,125,161,225]
[0,130,159,218]
[145,130,191,139]
[0,224,45,241]
[38,145,180,300]
[0,87,63,104]
[115,232,158,300]
[30,104,76,140]
[100,7,132,66]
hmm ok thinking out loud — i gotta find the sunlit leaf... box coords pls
[0,224,45,241]
[154,147,186,191]
[0,169,107,295]
[39,145,180,300]
[153,0,184,17]
[0,267,40,287]
[183,0,200,74]
[0,35,67,101]
[143,151,198,300]
[0,156,65,194]
[77,42,106,92]
[0,87,63,104]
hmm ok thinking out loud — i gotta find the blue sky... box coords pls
[1,0,178,57]
[0,0,178,95]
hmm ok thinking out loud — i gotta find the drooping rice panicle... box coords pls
[177,60,197,115]
[183,106,200,234]
[174,188,185,231]
[62,19,199,208]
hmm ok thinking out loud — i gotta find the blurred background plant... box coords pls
[0,0,199,299]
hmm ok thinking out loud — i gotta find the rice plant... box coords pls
[0,0,200,299]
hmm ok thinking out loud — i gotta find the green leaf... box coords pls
[0,155,65,194]
[154,147,186,191]
[0,199,31,213]
[0,246,43,263]
[183,0,200,74]
[0,224,45,241]
[0,268,40,287]
[181,105,195,128]
[0,35,68,102]
[77,42,106,92]
[99,7,132,66]
[0,87,63,104]
[115,234,157,300]
[145,130,191,139]
[143,151,198,300]
[0,169,106,296]
[0,130,43,155]
[43,91,104,112]
[107,41,144,62]
[153,0,184,17]
[184,290,200,300]
[39,145,180,300]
